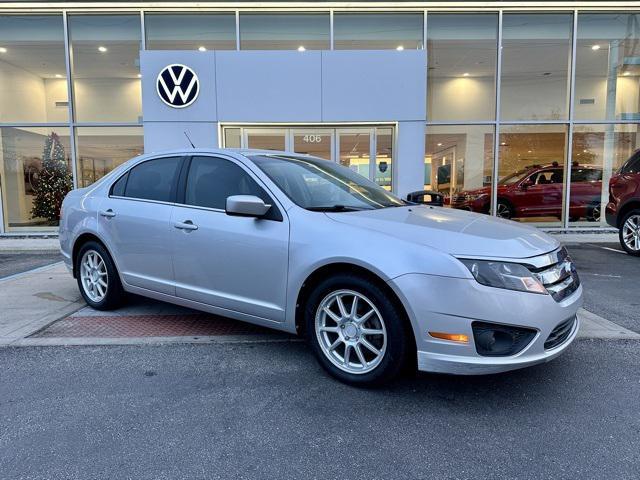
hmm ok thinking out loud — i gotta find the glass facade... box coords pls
[0,7,638,233]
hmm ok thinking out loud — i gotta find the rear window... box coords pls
[123,156,182,202]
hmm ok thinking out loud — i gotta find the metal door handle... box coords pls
[174,220,198,231]
[99,209,116,218]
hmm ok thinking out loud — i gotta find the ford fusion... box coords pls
[60,149,582,385]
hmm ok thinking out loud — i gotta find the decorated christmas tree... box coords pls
[31,132,73,224]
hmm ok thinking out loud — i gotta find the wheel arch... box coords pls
[294,262,417,353]
[71,232,115,279]
[617,200,640,228]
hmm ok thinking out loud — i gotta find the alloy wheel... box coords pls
[315,289,387,375]
[496,203,512,219]
[80,249,109,302]
[622,214,640,252]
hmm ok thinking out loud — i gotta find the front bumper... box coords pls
[390,272,583,375]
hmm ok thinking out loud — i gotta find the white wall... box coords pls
[73,78,142,123]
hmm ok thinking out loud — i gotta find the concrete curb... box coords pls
[577,308,640,340]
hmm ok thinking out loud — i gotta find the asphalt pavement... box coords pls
[565,243,640,332]
[0,253,61,279]
[1,340,639,480]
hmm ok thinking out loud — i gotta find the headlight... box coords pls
[465,193,487,202]
[458,259,547,294]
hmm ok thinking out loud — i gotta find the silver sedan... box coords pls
[60,149,583,385]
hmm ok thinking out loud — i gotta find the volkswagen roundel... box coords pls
[156,64,199,108]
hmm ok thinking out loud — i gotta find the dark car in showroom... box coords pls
[605,150,640,256]
[451,163,603,222]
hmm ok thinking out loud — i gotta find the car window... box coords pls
[124,156,182,202]
[622,152,640,174]
[111,172,128,196]
[572,168,602,182]
[185,156,270,210]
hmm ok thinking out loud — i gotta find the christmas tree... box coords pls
[31,132,73,224]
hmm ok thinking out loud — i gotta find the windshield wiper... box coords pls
[306,205,370,212]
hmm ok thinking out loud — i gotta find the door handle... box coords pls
[99,209,116,218]
[174,220,198,231]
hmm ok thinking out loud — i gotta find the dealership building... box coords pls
[0,1,638,233]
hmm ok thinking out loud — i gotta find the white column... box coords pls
[395,121,426,198]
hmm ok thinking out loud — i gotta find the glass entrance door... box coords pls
[243,128,287,151]
[290,129,333,160]
[223,125,393,191]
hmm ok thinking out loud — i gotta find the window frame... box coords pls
[108,155,186,205]
[176,154,284,222]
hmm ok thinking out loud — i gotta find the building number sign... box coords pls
[303,135,323,143]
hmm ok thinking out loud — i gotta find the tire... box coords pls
[496,200,514,220]
[619,209,640,256]
[586,202,601,223]
[304,273,411,386]
[75,240,125,310]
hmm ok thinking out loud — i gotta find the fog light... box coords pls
[471,321,536,357]
[429,332,469,343]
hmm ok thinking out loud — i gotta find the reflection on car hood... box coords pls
[326,205,559,258]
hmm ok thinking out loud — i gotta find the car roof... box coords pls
[142,147,308,159]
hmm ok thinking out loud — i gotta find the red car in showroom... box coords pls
[605,150,640,256]
[451,162,603,222]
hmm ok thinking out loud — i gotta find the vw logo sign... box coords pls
[156,64,199,108]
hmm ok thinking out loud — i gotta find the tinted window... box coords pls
[124,157,181,202]
[111,172,128,196]
[185,156,270,210]
[572,168,602,182]
[622,152,640,174]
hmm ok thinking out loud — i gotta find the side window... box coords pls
[124,157,182,202]
[622,152,640,174]
[111,172,128,196]
[185,156,271,210]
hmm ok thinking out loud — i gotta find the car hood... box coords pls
[326,205,559,259]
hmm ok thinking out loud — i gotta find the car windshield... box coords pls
[249,154,405,211]
[499,169,529,185]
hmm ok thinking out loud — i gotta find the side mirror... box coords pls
[225,195,271,218]
[406,190,444,207]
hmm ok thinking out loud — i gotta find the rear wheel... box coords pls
[76,241,125,310]
[304,274,410,386]
[619,210,640,256]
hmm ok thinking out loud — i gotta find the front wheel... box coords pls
[304,274,411,386]
[496,200,514,220]
[620,210,640,256]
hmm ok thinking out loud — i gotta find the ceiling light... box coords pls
[528,150,532,153]
[500,142,506,146]
[623,71,631,76]
[198,46,207,52]
[591,44,601,51]
[396,45,404,51]
[0,47,7,53]
[55,74,63,78]
[462,72,470,77]
[297,45,306,52]
[98,46,107,53]
[436,143,443,147]
[137,73,142,78]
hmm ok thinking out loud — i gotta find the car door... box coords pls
[171,155,289,322]
[98,156,183,295]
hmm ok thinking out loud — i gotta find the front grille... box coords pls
[529,247,580,302]
[545,316,577,350]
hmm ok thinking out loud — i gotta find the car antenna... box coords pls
[184,131,195,149]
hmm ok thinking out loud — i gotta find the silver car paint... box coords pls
[60,148,583,374]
